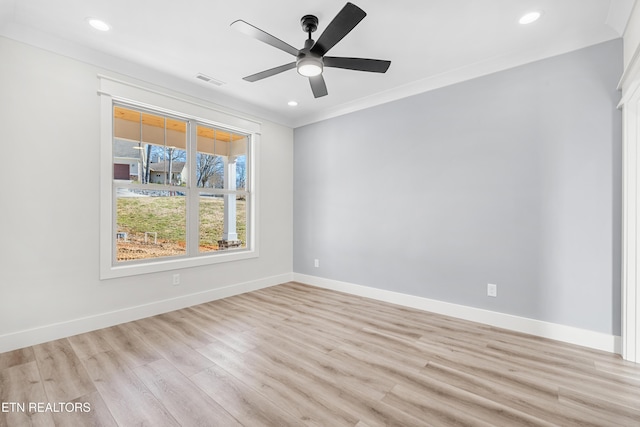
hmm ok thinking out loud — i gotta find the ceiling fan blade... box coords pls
[309,75,328,98]
[231,20,299,57]
[310,2,366,57]
[324,57,391,73]
[243,62,296,82]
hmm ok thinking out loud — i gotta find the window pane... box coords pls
[198,194,223,252]
[112,136,145,183]
[196,124,224,188]
[235,194,247,249]
[196,125,248,189]
[195,152,223,188]
[116,190,186,261]
[235,154,247,190]
[113,106,187,186]
[150,146,187,186]
[199,194,247,253]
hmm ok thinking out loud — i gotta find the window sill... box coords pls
[100,249,258,280]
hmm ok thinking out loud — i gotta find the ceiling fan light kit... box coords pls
[297,56,323,77]
[231,2,391,98]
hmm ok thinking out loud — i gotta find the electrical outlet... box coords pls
[172,273,180,286]
[487,283,497,297]
[314,259,319,268]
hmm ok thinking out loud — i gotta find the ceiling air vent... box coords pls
[195,73,225,86]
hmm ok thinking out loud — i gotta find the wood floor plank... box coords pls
[95,323,161,368]
[487,324,624,364]
[328,339,429,390]
[153,310,217,349]
[187,304,255,336]
[32,339,95,402]
[416,341,561,401]
[167,306,228,342]
[421,361,605,427]
[558,386,640,426]
[129,317,214,377]
[177,304,264,353]
[266,316,350,354]
[0,347,35,371]
[190,363,303,427]
[288,306,362,336]
[133,359,241,426]
[421,331,640,406]
[487,340,604,376]
[254,328,394,400]
[488,328,612,365]
[320,302,439,340]
[82,350,179,426]
[226,292,298,320]
[49,390,118,427]
[197,339,358,426]
[67,330,113,360]
[251,286,316,307]
[283,305,356,335]
[389,380,555,427]
[259,283,326,306]
[423,337,640,425]
[382,384,497,427]
[595,359,640,381]
[0,362,54,427]
[346,327,431,367]
[252,334,431,427]
[483,344,640,405]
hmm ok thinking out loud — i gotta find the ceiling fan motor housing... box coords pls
[301,15,318,34]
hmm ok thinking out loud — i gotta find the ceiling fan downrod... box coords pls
[300,14,318,40]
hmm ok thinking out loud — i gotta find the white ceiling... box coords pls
[0,0,635,127]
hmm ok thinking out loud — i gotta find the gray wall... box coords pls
[293,39,622,335]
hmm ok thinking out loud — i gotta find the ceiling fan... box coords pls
[231,2,391,98]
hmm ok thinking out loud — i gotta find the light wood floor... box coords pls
[1,282,639,426]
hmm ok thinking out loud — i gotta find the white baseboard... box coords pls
[293,273,622,355]
[0,273,293,353]
[2,272,621,356]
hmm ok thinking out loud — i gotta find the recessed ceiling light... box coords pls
[288,101,298,107]
[519,11,542,25]
[87,18,111,32]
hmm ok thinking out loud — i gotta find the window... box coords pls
[112,104,250,262]
[99,77,259,278]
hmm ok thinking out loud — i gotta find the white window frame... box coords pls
[99,76,260,279]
